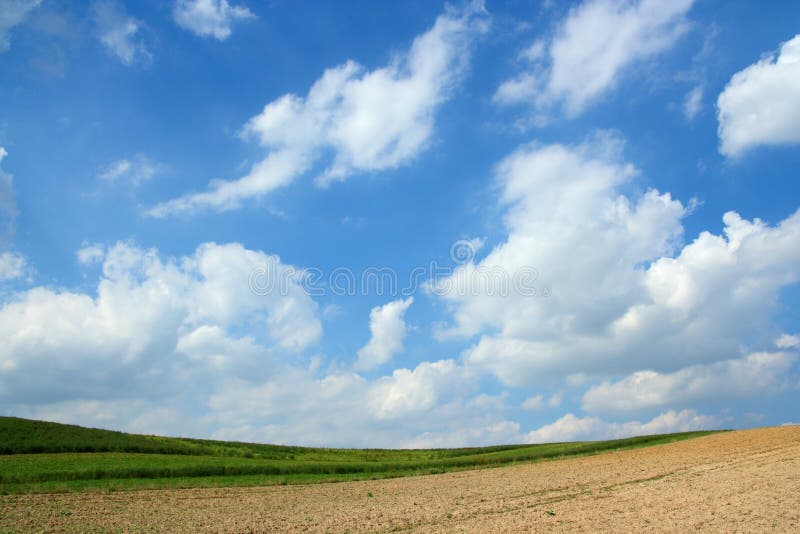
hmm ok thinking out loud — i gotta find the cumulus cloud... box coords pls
[185,358,489,447]
[368,359,474,420]
[0,0,41,52]
[148,2,488,217]
[356,297,413,371]
[99,154,163,186]
[582,351,798,414]
[173,0,255,40]
[0,241,321,404]
[0,241,515,447]
[717,34,800,158]
[92,1,152,66]
[526,409,718,444]
[494,0,693,119]
[437,134,800,387]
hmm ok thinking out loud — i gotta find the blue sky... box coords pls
[0,0,799,446]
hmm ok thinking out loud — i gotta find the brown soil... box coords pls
[2,426,799,532]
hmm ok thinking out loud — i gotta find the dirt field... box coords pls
[2,426,798,533]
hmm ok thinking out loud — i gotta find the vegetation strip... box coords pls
[0,417,720,493]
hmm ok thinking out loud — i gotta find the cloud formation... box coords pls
[0,241,503,447]
[149,2,488,216]
[495,0,693,120]
[437,134,800,387]
[525,409,718,444]
[0,236,744,447]
[356,297,414,371]
[0,241,321,403]
[173,0,255,40]
[582,351,798,414]
[717,34,800,157]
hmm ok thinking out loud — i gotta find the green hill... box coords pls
[0,416,530,458]
[0,416,720,494]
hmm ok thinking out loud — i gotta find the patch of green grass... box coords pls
[0,416,722,494]
[0,417,530,460]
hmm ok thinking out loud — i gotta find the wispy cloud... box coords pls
[148,2,488,217]
[495,0,694,121]
[0,0,42,53]
[682,84,703,120]
[99,155,163,186]
[92,1,152,66]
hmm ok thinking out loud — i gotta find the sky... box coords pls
[0,0,799,447]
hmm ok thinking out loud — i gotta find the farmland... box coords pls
[1,425,797,532]
[0,416,716,494]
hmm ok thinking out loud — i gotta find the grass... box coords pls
[0,416,721,494]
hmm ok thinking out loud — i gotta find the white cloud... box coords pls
[100,159,132,181]
[777,334,799,349]
[495,0,693,119]
[582,351,797,414]
[203,358,495,447]
[76,243,105,266]
[683,84,703,120]
[92,1,152,66]
[526,409,718,444]
[0,241,517,447]
[368,359,473,420]
[717,34,800,158]
[436,134,800,388]
[519,392,562,411]
[521,394,544,410]
[405,420,521,449]
[0,251,26,281]
[99,155,163,186]
[0,241,321,404]
[356,297,413,371]
[0,0,41,52]
[148,2,488,217]
[173,0,255,41]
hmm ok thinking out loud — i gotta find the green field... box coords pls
[0,417,720,494]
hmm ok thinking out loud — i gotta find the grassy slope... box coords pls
[0,417,721,494]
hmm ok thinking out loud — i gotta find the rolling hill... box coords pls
[0,416,719,494]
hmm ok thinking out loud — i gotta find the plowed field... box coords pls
[2,426,798,532]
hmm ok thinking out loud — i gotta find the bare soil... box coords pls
[2,426,798,532]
